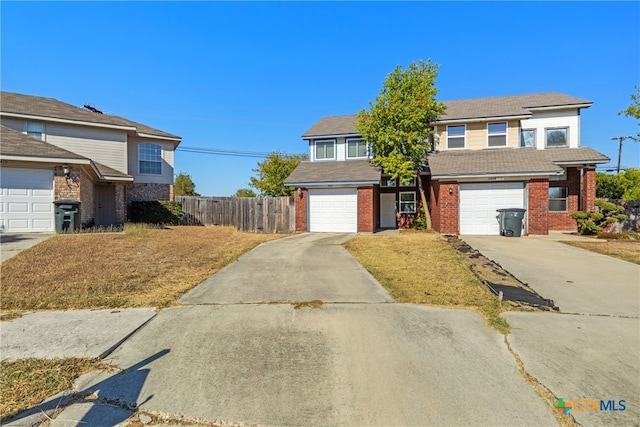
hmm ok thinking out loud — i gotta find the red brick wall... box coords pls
[358,186,375,232]
[549,167,579,231]
[294,188,307,232]
[78,169,95,225]
[430,180,458,234]
[54,166,81,202]
[582,168,596,212]
[527,178,549,235]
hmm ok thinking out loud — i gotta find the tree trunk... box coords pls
[416,174,432,229]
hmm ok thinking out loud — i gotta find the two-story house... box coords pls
[0,91,181,232]
[284,92,610,235]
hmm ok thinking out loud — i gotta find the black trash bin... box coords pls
[497,208,526,237]
[53,200,81,233]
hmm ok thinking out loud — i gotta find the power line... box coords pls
[176,146,270,158]
[610,136,635,173]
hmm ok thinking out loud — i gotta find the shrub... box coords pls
[412,207,427,230]
[128,201,183,225]
[597,232,640,240]
[571,199,628,235]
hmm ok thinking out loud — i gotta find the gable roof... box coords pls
[428,147,609,179]
[0,125,133,181]
[284,160,381,186]
[0,91,181,141]
[301,92,592,137]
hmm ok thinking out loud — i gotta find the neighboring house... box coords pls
[0,91,181,232]
[284,92,610,235]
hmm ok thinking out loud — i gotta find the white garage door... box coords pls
[308,188,357,232]
[0,168,54,232]
[459,182,525,235]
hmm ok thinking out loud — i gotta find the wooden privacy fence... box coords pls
[176,196,295,233]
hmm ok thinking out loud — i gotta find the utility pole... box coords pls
[610,136,633,173]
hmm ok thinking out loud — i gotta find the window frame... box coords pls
[399,191,416,213]
[346,138,368,159]
[520,128,536,148]
[381,176,396,188]
[447,125,466,149]
[487,122,507,147]
[545,127,569,148]
[138,142,163,175]
[26,122,44,141]
[314,139,336,161]
[400,177,416,187]
[549,187,568,212]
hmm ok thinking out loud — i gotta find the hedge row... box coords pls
[128,201,183,225]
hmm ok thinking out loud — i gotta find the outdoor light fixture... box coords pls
[448,186,453,195]
[62,165,70,178]
[297,188,303,199]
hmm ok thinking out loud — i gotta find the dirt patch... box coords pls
[445,235,557,311]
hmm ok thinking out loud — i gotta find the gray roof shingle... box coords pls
[0,91,181,140]
[428,147,609,178]
[284,160,381,185]
[301,93,592,137]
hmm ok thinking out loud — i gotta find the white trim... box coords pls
[432,170,563,180]
[552,159,609,165]
[0,155,91,165]
[398,191,416,213]
[545,126,570,148]
[287,181,377,187]
[345,138,368,159]
[527,103,592,111]
[312,139,337,161]
[487,122,507,147]
[138,142,163,175]
[520,128,536,148]
[435,114,530,125]
[137,132,181,142]
[447,124,466,149]
[304,133,360,140]
[1,112,136,132]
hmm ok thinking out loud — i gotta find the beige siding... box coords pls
[127,137,175,185]
[45,123,127,173]
[436,120,520,150]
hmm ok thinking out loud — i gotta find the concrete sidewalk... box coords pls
[461,234,640,317]
[1,308,157,360]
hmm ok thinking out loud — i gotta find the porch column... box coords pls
[582,167,596,212]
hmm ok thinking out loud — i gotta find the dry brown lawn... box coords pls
[562,240,640,265]
[1,226,285,311]
[344,232,510,333]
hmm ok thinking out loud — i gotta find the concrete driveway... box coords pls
[0,232,53,263]
[462,234,640,426]
[14,232,559,427]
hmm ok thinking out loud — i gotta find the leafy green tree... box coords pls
[174,172,200,196]
[619,86,640,141]
[356,59,446,229]
[596,168,640,200]
[233,188,257,197]
[249,151,307,197]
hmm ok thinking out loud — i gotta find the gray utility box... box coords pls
[53,200,81,233]
[497,208,526,237]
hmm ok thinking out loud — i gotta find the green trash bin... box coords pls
[53,200,81,233]
[497,208,526,237]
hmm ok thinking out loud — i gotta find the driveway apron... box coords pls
[180,233,394,304]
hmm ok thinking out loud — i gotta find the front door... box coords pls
[380,193,396,228]
[95,185,116,226]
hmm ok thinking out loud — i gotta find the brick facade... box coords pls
[357,187,375,232]
[54,166,81,202]
[126,183,172,204]
[294,188,308,232]
[549,167,579,231]
[581,167,596,212]
[527,178,549,235]
[115,183,127,224]
[78,169,96,225]
[429,180,459,234]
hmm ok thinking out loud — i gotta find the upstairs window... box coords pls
[546,127,569,148]
[487,122,507,147]
[521,129,536,147]
[27,122,44,140]
[381,176,396,187]
[400,177,416,187]
[447,125,465,149]
[139,143,162,174]
[315,140,335,160]
[347,138,368,158]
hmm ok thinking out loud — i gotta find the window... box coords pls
[400,177,416,187]
[549,187,568,211]
[315,140,335,160]
[399,192,416,213]
[27,122,44,140]
[381,176,396,187]
[139,143,162,174]
[347,139,368,158]
[487,122,507,147]
[546,127,569,148]
[447,125,465,149]
[521,129,535,147]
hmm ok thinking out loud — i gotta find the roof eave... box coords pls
[302,133,361,139]
[527,103,593,111]
[431,170,563,180]
[434,114,531,125]
[136,132,182,143]
[285,180,379,187]
[0,112,136,132]
[552,159,610,166]
[0,154,91,164]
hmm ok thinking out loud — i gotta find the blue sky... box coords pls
[2,1,639,197]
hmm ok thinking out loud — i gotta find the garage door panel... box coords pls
[308,188,358,233]
[460,183,525,235]
[1,168,54,232]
